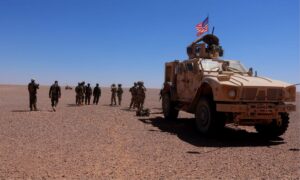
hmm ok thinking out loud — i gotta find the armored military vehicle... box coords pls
[161,34,296,137]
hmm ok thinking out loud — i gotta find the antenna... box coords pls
[212,26,215,35]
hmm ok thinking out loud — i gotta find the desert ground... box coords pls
[0,85,299,179]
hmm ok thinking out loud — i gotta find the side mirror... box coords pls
[247,67,253,76]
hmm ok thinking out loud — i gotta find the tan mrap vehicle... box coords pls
[161,34,296,137]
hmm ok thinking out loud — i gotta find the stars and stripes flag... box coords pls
[196,17,209,36]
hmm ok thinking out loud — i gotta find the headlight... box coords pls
[228,89,237,98]
[285,86,296,101]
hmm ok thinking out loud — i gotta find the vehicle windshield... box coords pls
[200,60,222,72]
[227,60,247,73]
[200,59,247,73]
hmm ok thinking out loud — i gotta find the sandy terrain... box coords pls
[0,85,299,179]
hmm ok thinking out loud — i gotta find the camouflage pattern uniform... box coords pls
[28,79,39,111]
[117,84,123,106]
[49,81,61,111]
[85,83,92,105]
[93,83,101,105]
[110,84,117,106]
[136,81,146,111]
[129,82,138,109]
[75,83,80,105]
[81,81,86,105]
[75,82,84,105]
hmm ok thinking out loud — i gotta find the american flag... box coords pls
[196,17,209,36]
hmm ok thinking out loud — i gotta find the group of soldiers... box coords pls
[110,84,123,106]
[28,79,147,113]
[75,82,101,105]
[128,81,146,111]
[28,79,61,111]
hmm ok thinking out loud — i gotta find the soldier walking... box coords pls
[129,82,137,109]
[49,80,61,111]
[85,83,92,105]
[93,83,101,105]
[136,81,146,111]
[110,84,117,106]
[28,79,39,111]
[117,84,123,106]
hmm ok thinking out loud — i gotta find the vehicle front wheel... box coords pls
[162,94,178,120]
[195,97,224,134]
[255,113,289,137]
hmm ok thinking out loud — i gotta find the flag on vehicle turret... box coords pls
[196,17,209,36]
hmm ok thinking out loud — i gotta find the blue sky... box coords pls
[0,0,299,88]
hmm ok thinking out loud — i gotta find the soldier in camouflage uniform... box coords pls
[75,82,80,105]
[110,84,117,106]
[93,83,101,105]
[117,84,123,106]
[129,82,138,109]
[84,83,92,105]
[81,81,86,105]
[49,80,61,111]
[75,82,84,105]
[136,81,146,111]
[28,79,39,111]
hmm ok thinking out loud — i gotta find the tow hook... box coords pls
[233,114,239,126]
[276,118,282,126]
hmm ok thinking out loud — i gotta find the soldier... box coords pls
[75,82,80,105]
[49,80,61,111]
[136,81,146,111]
[75,82,84,105]
[129,82,138,109]
[93,83,101,105]
[28,79,39,111]
[110,84,117,106]
[81,81,86,105]
[84,83,92,105]
[117,84,123,106]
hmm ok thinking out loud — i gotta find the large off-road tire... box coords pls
[162,94,178,120]
[255,113,289,137]
[195,97,224,134]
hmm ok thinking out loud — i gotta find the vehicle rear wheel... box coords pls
[255,113,289,137]
[162,94,178,120]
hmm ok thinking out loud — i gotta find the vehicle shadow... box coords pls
[139,116,285,147]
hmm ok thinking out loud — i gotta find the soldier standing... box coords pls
[28,79,39,111]
[75,82,80,105]
[85,83,92,105]
[136,81,146,111]
[49,80,61,111]
[129,82,138,109]
[110,84,117,106]
[81,81,86,105]
[93,83,101,105]
[117,84,123,106]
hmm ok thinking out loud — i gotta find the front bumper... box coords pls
[216,103,295,124]
[217,103,295,113]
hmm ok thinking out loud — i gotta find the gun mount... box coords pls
[186,34,224,59]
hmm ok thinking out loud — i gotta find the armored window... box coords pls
[186,63,194,71]
[178,63,185,73]
[175,64,179,74]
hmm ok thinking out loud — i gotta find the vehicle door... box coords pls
[176,62,188,101]
[185,61,202,101]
